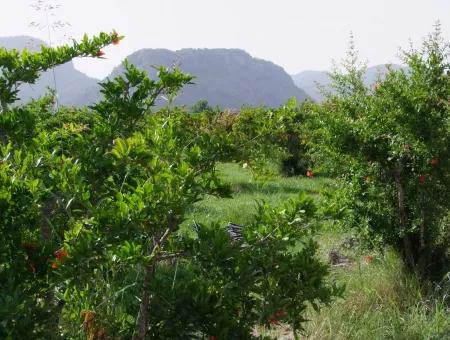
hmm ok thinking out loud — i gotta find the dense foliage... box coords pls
[310,27,450,280]
[0,33,339,339]
[2,24,448,339]
[190,98,312,176]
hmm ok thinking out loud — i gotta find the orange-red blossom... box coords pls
[51,248,68,269]
[112,30,120,45]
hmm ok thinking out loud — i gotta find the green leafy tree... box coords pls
[312,27,450,280]
[0,31,122,113]
[0,34,339,339]
[190,99,215,113]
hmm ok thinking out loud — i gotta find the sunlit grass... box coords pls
[302,250,450,340]
[185,163,450,340]
[184,162,331,226]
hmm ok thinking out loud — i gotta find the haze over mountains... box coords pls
[292,64,405,101]
[1,35,406,107]
[1,36,307,108]
[78,48,309,107]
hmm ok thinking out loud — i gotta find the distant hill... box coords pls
[0,36,99,106]
[292,64,405,102]
[2,37,308,108]
[78,48,309,108]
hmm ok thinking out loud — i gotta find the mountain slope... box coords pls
[292,64,405,101]
[86,48,309,108]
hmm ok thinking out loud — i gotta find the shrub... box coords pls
[312,26,450,281]
[0,35,339,338]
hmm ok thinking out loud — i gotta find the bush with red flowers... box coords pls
[0,33,339,339]
[311,26,450,281]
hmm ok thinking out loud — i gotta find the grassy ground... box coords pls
[187,163,450,340]
[185,162,332,226]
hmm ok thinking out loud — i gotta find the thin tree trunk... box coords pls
[394,159,415,268]
[0,100,8,144]
[418,199,429,277]
[0,100,7,114]
[133,214,177,340]
[133,262,155,340]
[419,207,427,252]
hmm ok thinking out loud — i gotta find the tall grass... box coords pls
[304,250,450,340]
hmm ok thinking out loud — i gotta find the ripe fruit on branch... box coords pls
[418,175,426,184]
[430,158,439,167]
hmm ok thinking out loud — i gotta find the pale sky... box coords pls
[1,0,449,79]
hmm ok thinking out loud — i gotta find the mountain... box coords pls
[78,48,309,108]
[0,36,99,106]
[292,64,405,102]
[2,37,308,108]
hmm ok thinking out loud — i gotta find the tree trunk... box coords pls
[0,99,7,114]
[419,207,427,252]
[133,214,177,339]
[0,100,8,144]
[418,197,430,278]
[133,262,155,340]
[394,159,415,269]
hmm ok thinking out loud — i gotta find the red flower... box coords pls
[112,30,120,45]
[418,175,426,184]
[208,336,217,340]
[306,170,314,178]
[430,158,439,167]
[52,248,68,269]
[96,50,105,57]
[54,248,68,260]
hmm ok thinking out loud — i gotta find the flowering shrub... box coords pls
[0,34,339,338]
[0,30,122,113]
[311,27,450,280]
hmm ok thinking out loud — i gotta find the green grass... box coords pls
[302,250,450,340]
[184,162,332,226]
[186,163,450,340]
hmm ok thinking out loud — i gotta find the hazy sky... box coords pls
[1,0,449,79]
